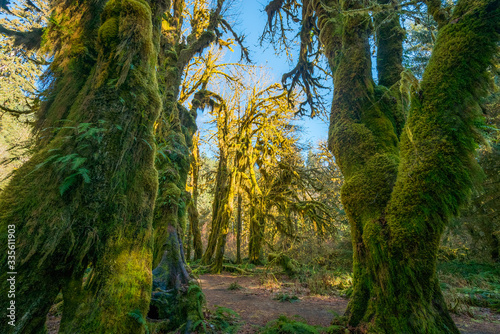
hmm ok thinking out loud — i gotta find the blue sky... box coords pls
[196,0,330,154]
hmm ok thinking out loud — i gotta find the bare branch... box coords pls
[219,18,250,62]
[281,0,329,117]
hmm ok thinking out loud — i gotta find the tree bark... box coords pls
[150,94,202,329]
[201,114,237,272]
[248,202,265,264]
[0,0,161,332]
[322,0,500,332]
[236,194,243,264]
[202,140,228,265]
[189,134,203,260]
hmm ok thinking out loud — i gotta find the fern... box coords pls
[60,174,77,195]
[127,309,149,334]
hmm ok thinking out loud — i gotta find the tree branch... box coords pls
[0,104,33,116]
[219,19,250,62]
[0,25,43,50]
[424,0,449,28]
[0,0,12,14]
[177,30,216,70]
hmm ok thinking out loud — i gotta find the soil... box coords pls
[199,273,500,334]
[45,272,500,333]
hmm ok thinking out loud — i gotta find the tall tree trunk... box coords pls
[492,233,499,263]
[247,144,265,264]
[0,0,161,332]
[236,194,243,264]
[248,201,265,264]
[201,143,237,272]
[186,211,192,261]
[149,93,202,329]
[202,102,238,272]
[202,143,228,264]
[322,0,500,332]
[147,0,222,325]
[189,133,203,260]
[212,170,237,272]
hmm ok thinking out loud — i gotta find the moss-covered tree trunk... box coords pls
[201,105,238,272]
[247,155,265,264]
[248,201,266,264]
[0,0,162,332]
[212,169,237,272]
[236,194,243,264]
[322,0,500,332]
[186,209,193,260]
[248,215,260,264]
[492,235,499,263]
[189,133,203,260]
[149,83,204,328]
[145,0,226,327]
[202,137,228,265]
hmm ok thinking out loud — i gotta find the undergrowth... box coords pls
[259,315,320,334]
[228,282,243,291]
[191,306,243,334]
[149,306,242,334]
[259,315,346,334]
[273,292,300,303]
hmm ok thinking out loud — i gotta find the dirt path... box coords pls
[200,274,500,334]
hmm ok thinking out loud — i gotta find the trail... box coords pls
[199,274,500,334]
[45,273,500,333]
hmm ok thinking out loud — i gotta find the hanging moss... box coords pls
[324,0,500,332]
[150,64,209,328]
[188,136,203,261]
[0,0,161,332]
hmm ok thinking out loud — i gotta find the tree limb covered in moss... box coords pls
[178,30,217,69]
[0,104,33,116]
[424,0,450,28]
[0,25,43,50]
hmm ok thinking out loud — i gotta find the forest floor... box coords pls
[45,270,500,333]
[199,273,500,334]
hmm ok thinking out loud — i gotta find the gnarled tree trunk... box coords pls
[202,104,237,272]
[322,0,499,332]
[0,0,162,332]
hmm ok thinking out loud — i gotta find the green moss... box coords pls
[260,315,320,334]
[375,0,405,88]
[149,46,206,327]
[268,253,301,276]
[0,0,161,331]
[325,1,500,333]
[149,279,205,331]
[98,16,119,48]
